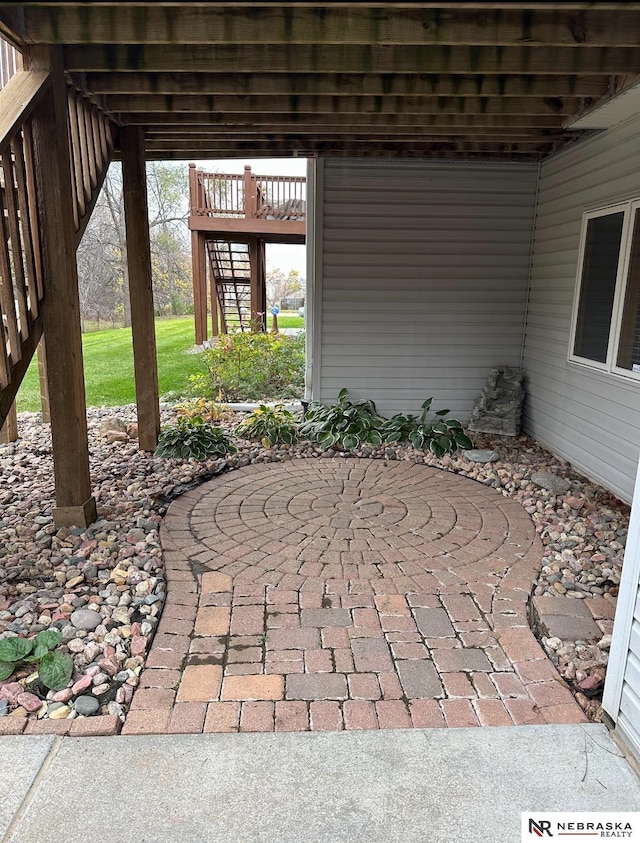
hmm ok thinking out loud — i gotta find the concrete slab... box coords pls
[532,596,602,641]
[0,736,55,839]
[6,725,640,843]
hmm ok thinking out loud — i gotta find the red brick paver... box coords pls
[129,458,586,734]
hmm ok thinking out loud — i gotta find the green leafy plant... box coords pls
[236,404,299,448]
[155,416,236,460]
[190,331,305,402]
[381,398,472,457]
[300,388,385,450]
[0,630,73,691]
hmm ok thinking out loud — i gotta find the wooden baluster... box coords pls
[1,149,28,340]
[67,89,83,228]
[0,168,20,365]
[0,401,17,443]
[11,135,39,319]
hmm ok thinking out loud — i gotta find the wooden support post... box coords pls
[191,230,207,344]
[0,403,18,444]
[249,235,263,332]
[120,125,160,453]
[37,336,50,423]
[28,46,96,528]
[243,165,255,219]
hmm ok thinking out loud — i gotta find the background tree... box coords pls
[76,162,193,330]
[266,266,303,308]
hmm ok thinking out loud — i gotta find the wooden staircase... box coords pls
[205,238,266,335]
[0,42,117,426]
[206,240,251,333]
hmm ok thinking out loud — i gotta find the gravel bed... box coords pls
[0,405,629,725]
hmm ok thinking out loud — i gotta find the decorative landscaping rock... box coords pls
[0,404,628,727]
[467,367,525,437]
[99,417,128,436]
[530,471,571,495]
[463,449,499,464]
[70,609,102,631]
[74,695,100,716]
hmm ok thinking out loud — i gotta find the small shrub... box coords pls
[236,404,299,448]
[0,630,73,690]
[155,416,236,461]
[191,331,305,402]
[300,388,384,450]
[381,398,472,457]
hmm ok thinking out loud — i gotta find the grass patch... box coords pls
[16,317,205,412]
[269,311,304,330]
[16,314,306,412]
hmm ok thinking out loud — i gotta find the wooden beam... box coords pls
[28,45,96,529]
[105,93,584,116]
[123,112,564,129]
[120,125,160,452]
[21,6,640,47]
[189,217,306,239]
[64,44,640,75]
[82,71,611,99]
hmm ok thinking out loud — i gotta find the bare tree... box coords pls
[76,161,192,329]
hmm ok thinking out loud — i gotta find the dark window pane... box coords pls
[573,212,624,363]
[617,208,640,373]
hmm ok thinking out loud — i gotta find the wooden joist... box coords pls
[123,112,565,128]
[82,71,611,99]
[15,5,640,48]
[63,44,640,76]
[106,93,585,116]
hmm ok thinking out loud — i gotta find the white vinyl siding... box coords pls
[523,113,640,503]
[603,457,640,763]
[316,159,538,419]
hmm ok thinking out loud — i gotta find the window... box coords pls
[570,201,640,379]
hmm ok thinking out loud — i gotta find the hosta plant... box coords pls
[299,388,385,451]
[381,398,472,457]
[175,397,230,423]
[0,629,73,691]
[235,404,299,448]
[155,416,236,461]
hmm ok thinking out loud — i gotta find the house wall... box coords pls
[523,113,640,503]
[313,159,538,419]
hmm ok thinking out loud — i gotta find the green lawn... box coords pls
[16,313,304,411]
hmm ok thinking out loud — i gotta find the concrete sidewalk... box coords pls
[1,724,638,843]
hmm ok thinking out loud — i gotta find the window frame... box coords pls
[568,200,640,383]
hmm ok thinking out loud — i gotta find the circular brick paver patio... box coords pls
[123,459,586,735]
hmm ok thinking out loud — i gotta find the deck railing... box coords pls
[0,48,117,410]
[0,36,21,91]
[190,164,306,222]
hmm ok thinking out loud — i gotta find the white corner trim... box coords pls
[603,455,640,720]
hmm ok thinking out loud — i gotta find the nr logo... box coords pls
[529,818,553,837]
